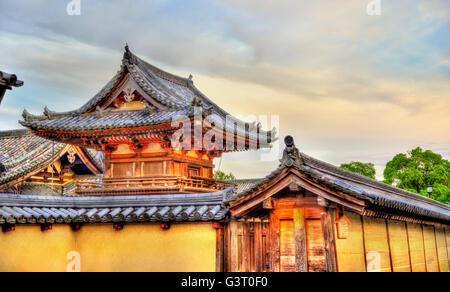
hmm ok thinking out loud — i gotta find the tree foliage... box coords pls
[340,161,376,179]
[383,147,450,203]
[214,170,236,181]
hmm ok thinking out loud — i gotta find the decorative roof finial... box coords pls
[123,43,134,64]
[280,135,303,168]
[187,74,194,87]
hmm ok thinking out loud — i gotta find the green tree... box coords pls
[340,161,376,179]
[214,170,236,181]
[383,147,450,203]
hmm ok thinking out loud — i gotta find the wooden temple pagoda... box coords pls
[0,46,448,272]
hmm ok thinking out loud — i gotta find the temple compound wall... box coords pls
[0,223,216,272]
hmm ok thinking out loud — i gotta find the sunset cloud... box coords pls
[0,0,448,179]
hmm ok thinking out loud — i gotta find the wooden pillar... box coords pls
[229,220,240,272]
[293,208,308,272]
[270,211,280,272]
[214,223,224,272]
[321,208,338,272]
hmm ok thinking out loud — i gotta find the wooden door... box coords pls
[276,208,329,272]
[306,219,326,272]
[280,220,296,272]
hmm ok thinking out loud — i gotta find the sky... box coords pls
[0,0,449,179]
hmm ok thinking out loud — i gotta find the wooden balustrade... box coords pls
[75,176,231,196]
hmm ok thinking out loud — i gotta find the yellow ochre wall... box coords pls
[0,223,216,272]
[334,212,450,272]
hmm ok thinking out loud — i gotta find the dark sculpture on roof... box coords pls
[0,71,24,105]
[280,135,303,168]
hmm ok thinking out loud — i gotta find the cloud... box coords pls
[0,0,448,178]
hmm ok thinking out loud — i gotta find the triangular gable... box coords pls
[100,73,168,111]
[229,167,366,219]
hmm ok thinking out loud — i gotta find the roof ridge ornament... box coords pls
[280,135,303,168]
[44,106,56,120]
[95,106,111,119]
[123,43,135,65]
[187,74,194,87]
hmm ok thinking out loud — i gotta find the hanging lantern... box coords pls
[160,223,170,230]
[71,223,82,232]
[2,224,15,233]
[40,223,53,232]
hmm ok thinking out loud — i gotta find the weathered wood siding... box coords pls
[407,222,427,272]
[435,227,449,272]
[225,212,449,272]
[388,221,411,272]
[362,217,392,272]
[423,226,439,272]
[224,220,271,272]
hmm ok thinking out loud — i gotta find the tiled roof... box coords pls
[19,46,275,144]
[227,137,450,223]
[0,130,67,186]
[0,187,232,224]
[0,130,103,187]
[22,108,193,132]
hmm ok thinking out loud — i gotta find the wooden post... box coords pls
[321,208,338,272]
[270,211,280,272]
[293,208,308,272]
[229,220,239,272]
[215,224,224,272]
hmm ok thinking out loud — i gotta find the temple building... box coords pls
[0,47,448,272]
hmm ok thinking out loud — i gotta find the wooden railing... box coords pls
[75,176,231,196]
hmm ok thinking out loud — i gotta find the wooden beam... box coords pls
[270,211,280,272]
[293,208,308,272]
[215,226,224,272]
[321,208,338,272]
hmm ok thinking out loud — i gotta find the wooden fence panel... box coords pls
[423,225,439,272]
[435,227,449,272]
[363,217,392,272]
[334,212,366,272]
[387,221,411,272]
[406,223,426,272]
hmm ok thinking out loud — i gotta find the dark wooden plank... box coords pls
[280,219,296,272]
[321,208,338,272]
[255,222,263,272]
[270,211,280,272]
[294,208,308,272]
[215,226,224,272]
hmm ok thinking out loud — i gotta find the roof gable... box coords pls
[0,130,103,188]
[228,136,450,224]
